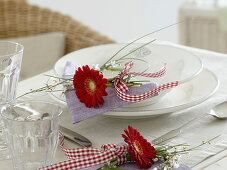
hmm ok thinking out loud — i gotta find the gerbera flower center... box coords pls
[133,140,144,155]
[84,78,97,95]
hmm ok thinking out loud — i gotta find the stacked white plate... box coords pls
[51,43,219,118]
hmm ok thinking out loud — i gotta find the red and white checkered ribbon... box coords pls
[114,61,179,102]
[38,131,129,170]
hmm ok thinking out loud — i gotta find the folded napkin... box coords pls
[64,62,158,123]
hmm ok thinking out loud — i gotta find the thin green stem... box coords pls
[44,74,73,81]
[116,57,147,63]
[46,89,65,92]
[178,135,219,152]
[115,39,156,62]
[152,135,177,146]
[125,64,150,80]
[101,39,155,71]
[102,68,123,71]
[17,79,69,99]
[101,20,184,68]
[129,80,150,83]
[168,135,220,156]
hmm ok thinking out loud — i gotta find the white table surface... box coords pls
[1,43,227,170]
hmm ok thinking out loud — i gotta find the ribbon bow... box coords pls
[39,131,129,170]
[114,61,179,102]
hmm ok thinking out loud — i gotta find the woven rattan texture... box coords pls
[0,0,114,53]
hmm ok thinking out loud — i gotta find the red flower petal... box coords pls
[73,65,107,108]
[122,126,156,169]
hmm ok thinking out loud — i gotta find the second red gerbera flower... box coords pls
[73,65,108,108]
[122,126,157,169]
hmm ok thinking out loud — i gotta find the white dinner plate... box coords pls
[47,68,219,118]
[54,43,203,107]
[54,43,203,84]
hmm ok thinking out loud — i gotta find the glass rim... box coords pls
[1,101,63,122]
[0,41,24,58]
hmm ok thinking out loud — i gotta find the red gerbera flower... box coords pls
[73,65,108,108]
[122,126,156,169]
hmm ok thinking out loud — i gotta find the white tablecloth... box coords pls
[1,43,227,169]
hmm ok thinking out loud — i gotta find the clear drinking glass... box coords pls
[0,41,23,160]
[1,101,62,170]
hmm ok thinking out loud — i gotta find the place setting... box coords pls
[2,0,227,169]
[0,32,226,170]
[0,24,225,170]
[31,39,221,169]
